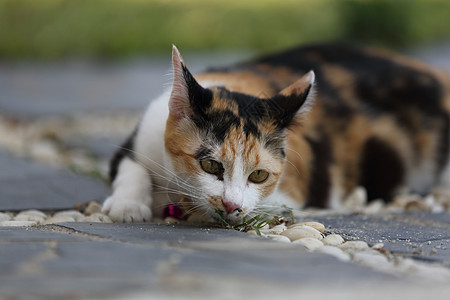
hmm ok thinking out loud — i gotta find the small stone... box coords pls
[322,234,345,246]
[404,199,431,212]
[80,213,112,223]
[281,225,323,241]
[343,186,367,208]
[339,241,369,252]
[16,210,47,218]
[53,210,84,221]
[41,216,76,225]
[0,220,37,227]
[247,230,266,237]
[84,201,102,216]
[363,199,385,214]
[14,210,47,224]
[293,238,324,251]
[0,212,11,222]
[266,234,291,243]
[288,221,325,233]
[268,224,287,235]
[372,243,385,250]
[317,246,351,262]
[352,251,390,270]
[164,217,180,224]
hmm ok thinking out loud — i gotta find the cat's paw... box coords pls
[102,196,152,223]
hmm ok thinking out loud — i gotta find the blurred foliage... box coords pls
[0,0,449,60]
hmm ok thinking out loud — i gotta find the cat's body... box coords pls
[103,43,450,224]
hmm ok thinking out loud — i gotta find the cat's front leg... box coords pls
[102,157,152,223]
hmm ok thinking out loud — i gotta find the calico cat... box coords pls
[102,43,450,224]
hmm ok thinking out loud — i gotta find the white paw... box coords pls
[102,196,152,223]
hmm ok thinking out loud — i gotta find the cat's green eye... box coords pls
[200,159,222,175]
[248,170,269,184]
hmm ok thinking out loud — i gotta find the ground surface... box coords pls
[1,45,450,299]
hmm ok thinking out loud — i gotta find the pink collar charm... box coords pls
[163,204,185,220]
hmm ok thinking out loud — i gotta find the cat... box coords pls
[102,43,450,224]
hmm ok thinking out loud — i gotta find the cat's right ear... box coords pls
[169,45,211,120]
[169,45,192,120]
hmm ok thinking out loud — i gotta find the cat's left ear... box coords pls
[169,45,211,120]
[272,71,315,127]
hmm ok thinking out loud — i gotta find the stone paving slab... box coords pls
[0,223,395,299]
[0,151,109,211]
[299,213,450,267]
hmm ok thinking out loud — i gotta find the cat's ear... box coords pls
[169,45,211,120]
[272,71,315,127]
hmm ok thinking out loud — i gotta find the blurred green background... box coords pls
[1,0,449,60]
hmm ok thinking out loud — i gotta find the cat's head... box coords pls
[164,46,315,224]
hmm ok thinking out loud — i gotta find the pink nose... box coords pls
[222,201,242,214]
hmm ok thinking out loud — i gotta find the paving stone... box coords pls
[0,242,48,273]
[0,226,87,242]
[299,213,450,267]
[0,151,109,211]
[0,224,395,299]
[57,222,259,244]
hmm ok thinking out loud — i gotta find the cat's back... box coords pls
[198,43,450,207]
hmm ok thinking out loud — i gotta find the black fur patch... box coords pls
[304,133,333,208]
[264,131,287,159]
[359,137,405,202]
[437,115,450,175]
[109,129,137,182]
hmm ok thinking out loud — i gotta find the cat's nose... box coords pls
[222,200,242,214]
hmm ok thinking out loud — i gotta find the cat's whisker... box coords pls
[115,146,203,193]
[285,147,304,162]
[284,158,302,177]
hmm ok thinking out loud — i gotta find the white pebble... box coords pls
[0,212,11,222]
[363,199,385,214]
[14,210,47,224]
[84,201,102,215]
[352,251,390,270]
[317,246,351,262]
[404,200,430,213]
[344,186,367,208]
[16,210,47,218]
[372,243,385,250]
[266,234,291,243]
[322,234,345,246]
[281,225,323,241]
[268,224,287,235]
[339,241,369,252]
[247,230,267,237]
[288,221,325,233]
[80,213,112,223]
[164,217,180,224]
[41,216,76,225]
[0,220,37,227]
[53,210,84,221]
[293,238,324,251]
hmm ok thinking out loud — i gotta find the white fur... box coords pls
[102,157,152,222]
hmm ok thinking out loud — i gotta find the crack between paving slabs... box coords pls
[34,224,123,243]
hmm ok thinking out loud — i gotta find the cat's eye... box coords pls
[200,159,222,175]
[248,170,269,184]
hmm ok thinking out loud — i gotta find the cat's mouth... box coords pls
[176,194,246,225]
